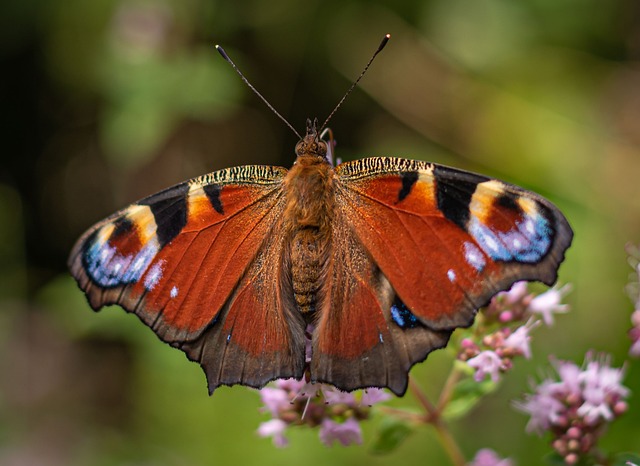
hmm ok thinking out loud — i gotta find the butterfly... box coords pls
[68,114,573,396]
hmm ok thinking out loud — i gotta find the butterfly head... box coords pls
[295,118,328,160]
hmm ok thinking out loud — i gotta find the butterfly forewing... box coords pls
[180,228,307,392]
[334,157,572,332]
[69,165,307,390]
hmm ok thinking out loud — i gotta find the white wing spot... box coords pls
[144,260,165,291]
[484,234,500,253]
[525,218,536,234]
[132,256,146,273]
[170,286,178,298]
[99,248,110,262]
[447,269,456,282]
[464,242,486,272]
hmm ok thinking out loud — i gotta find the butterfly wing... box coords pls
[68,165,306,392]
[311,214,452,395]
[311,157,572,395]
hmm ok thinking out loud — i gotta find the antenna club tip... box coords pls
[377,34,391,52]
[215,45,230,61]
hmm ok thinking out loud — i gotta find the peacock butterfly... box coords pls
[68,36,573,396]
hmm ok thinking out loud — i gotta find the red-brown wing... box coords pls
[311,157,572,395]
[311,213,451,396]
[179,227,306,392]
[68,165,305,392]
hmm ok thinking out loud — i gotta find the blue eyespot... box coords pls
[390,298,420,329]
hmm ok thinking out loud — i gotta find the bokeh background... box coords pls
[2,0,639,464]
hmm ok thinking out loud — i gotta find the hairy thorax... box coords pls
[283,155,335,314]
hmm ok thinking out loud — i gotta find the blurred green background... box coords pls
[1,0,639,464]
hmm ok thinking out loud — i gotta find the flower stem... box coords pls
[409,376,438,417]
[437,364,464,412]
[432,418,466,466]
[408,377,466,466]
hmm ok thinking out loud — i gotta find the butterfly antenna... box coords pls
[319,33,391,133]
[215,45,303,140]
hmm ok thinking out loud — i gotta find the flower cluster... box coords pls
[257,378,390,447]
[483,281,571,326]
[458,282,571,382]
[515,353,629,465]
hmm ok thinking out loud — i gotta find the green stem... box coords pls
[408,377,466,466]
[437,364,464,412]
[408,376,438,417]
[432,418,467,466]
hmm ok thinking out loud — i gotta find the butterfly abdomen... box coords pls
[284,155,335,314]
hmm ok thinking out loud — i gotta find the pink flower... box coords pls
[576,354,629,424]
[319,418,362,446]
[257,419,289,447]
[503,320,538,359]
[256,379,389,447]
[467,448,514,466]
[528,284,571,325]
[554,359,582,391]
[484,281,532,323]
[467,350,504,382]
[322,386,357,405]
[361,388,392,406]
[256,321,392,448]
[580,355,628,398]
[259,386,291,416]
[516,353,629,463]
[461,283,572,383]
[577,387,613,424]
[517,380,564,434]
[502,281,529,304]
[485,281,571,326]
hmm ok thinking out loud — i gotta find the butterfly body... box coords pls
[69,123,572,396]
[284,138,334,314]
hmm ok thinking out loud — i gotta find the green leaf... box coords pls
[97,46,241,170]
[442,371,498,420]
[369,418,415,455]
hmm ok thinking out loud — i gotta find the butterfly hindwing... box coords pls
[311,212,452,395]
[180,228,306,392]
[68,165,306,390]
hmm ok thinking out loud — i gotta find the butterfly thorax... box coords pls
[283,152,335,314]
